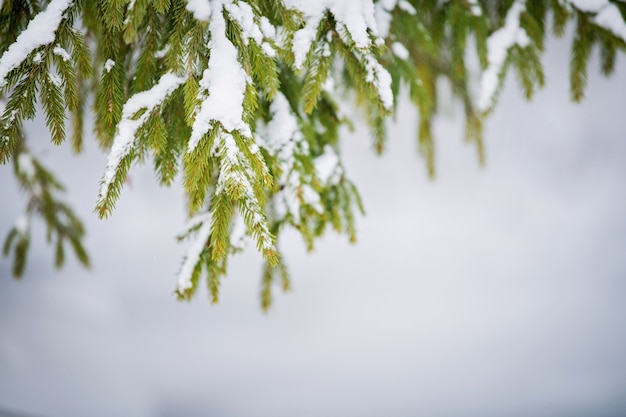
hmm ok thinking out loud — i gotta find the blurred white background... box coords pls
[1,35,626,417]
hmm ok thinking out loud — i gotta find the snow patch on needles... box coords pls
[375,0,398,38]
[285,0,393,110]
[188,2,251,153]
[257,92,316,221]
[315,145,341,185]
[104,59,115,73]
[291,15,322,70]
[213,131,275,253]
[177,213,212,292]
[570,0,610,12]
[225,2,263,45]
[53,45,71,62]
[467,0,483,16]
[285,0,378,69]
[98,72,185,204]
[594,5,626,42]
[0,0,73,88]
[225,2,277,57]
[257,92,301,161]
[15,214,30,235]
[397,0,416,15]
[570,0,626,42]
[186,0,212,21]
[364,54,394,109]
[392,42,409,60]
[478,0,529,112]
[17,152,36,179]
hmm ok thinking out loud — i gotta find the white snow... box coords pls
[332,0,377,46]
[15,214,29,235]
[225,1,263,45]
[98,72,185,203]
[261,42,276,57]
[3,108,18,129]
[53,45,71,62]
[568,0,626,43]
[274,188,294,221]
[49,73,62,87]
[467,0,482,16]
[104,59,115,73]
[569,0,608,11]
[18,152,36,179]
[185,0,212,21]
[258,92,300,159]
[291,16,322,70]
[154,46,169,59]
[315,145,341,185]
[285,0,379,68]
[364,54,394,109]
[392,42,410,60]
[213,131,275,252]
[285,0,393,113]
[477,0,530,111]
[374,0,398,38]
[256,92,319,222]
[32,52,43,64]
[592,3,626,42]
[259,16,277,39]
[322,75,335,93]
[223,1,277,56]
[397,0,416,15]
[188,2,251,153]
[0,0,73,88]
[301,184,324,213]
[284,0,393,108]
[177,213,212,291]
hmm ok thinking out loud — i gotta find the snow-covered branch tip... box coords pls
[286,0,377,70]
[0,0,74,88]
[176,212,212,294]
[569,0,626,42]
[96,72,186,216]
[477,0,530,112]
[188,2,252,154]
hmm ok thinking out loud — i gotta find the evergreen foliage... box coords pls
[1,0,625,309]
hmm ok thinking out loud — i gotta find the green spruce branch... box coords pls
[1,0,625,309]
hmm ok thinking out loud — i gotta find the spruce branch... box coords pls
[2,0,626,308]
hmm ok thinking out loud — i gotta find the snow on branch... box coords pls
[97,72,185,205]
[257,92,315,221]
[188,2,252,154]
[570,0,626,42]
[225,1,277,57]
[0,0,74,88]
[186,0,212,21]
[177,212,212,292]
[224,1,262,45]
[363,53,394,110]
[477,0,530,112]
[216,131,275,252]
[315,145,341,185]
[374,0,399,39]
[286,0,378,69]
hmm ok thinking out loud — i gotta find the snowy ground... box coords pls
[1,36,626,417]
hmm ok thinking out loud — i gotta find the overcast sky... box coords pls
[1,33,626,417]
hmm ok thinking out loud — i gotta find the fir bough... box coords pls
[1,0,625,309]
